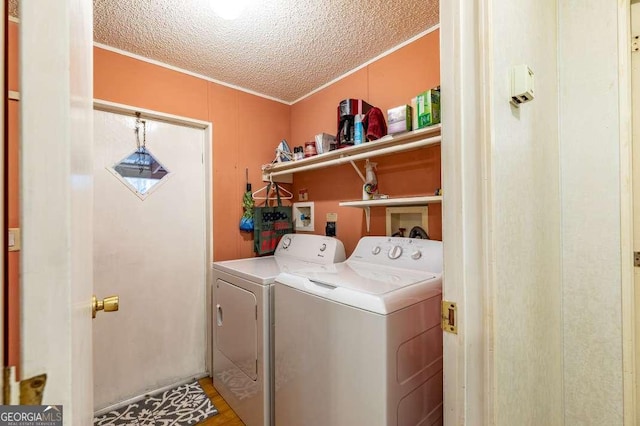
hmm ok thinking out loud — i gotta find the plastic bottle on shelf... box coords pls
[354,114,365,145]
[362,160,378,200]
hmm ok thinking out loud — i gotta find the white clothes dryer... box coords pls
[274,236,443,426]
[210,234,345,426]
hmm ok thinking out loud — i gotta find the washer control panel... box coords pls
[351,237,442,273]
[388,245,403,259]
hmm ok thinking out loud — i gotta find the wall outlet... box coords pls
[293,202,314,232]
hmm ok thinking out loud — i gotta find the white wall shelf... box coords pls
[262,124,441,181]
[338,195,442,208]
[339,196,442,232]
[261,125,443,232]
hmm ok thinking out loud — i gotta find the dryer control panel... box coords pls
[274,234,346,264]
[349,237,442,273]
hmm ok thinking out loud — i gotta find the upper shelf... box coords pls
[262,124,442,179]
[338,196,443,208]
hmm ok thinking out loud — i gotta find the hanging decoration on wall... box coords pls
[110,112,171,200]
[240,168,254,232]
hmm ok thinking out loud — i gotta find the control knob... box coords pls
[320,243,327,252]
[282,237,292,249]
[371,246,381,255]
[411,250,422,260]
[388,245,403,259]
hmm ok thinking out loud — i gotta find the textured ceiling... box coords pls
[10,0,439,103]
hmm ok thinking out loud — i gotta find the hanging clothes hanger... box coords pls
[252,184,293,200]
[275,185,293,200]
[252,176,293,200]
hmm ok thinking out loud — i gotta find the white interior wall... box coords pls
[559,1,624,423]
[489,0,564,424]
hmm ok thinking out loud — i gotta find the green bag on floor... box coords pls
[253,182,293,255]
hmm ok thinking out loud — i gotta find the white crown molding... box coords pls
[93,22,440,107]
[290,23,441,105]
[93,42,292,105]
[13,14,439,106]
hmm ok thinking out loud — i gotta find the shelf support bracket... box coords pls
[364,206,370,233]
[349,160,366,183]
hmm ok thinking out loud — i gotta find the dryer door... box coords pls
[215,279,258,380]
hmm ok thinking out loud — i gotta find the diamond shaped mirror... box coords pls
[111,147,170,199]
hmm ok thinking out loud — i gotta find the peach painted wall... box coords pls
[93,47,291,261]
[8,21,20,377]
[290,30,441,254]
[7,24,440,375]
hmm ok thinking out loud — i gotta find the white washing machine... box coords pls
[274,236,443,426]
[210,234,345,426]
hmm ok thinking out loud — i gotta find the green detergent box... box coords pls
[416,87,441,128]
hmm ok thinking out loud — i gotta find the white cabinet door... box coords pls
[215,279,258,380]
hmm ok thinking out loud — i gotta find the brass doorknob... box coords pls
[92,295,119,318]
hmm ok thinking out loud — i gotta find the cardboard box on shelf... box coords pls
[387,105,412,134]
[416,87,441,128]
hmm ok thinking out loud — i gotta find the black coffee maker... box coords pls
[337,99,372,148]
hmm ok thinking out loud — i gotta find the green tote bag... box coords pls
[253,182,293,255]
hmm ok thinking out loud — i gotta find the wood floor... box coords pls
[198,377,245,425]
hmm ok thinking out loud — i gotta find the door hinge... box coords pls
[635,251,640,267]
[3,367,12,404]
[441,301,458,334]
[634,35,639,52]
[3,367,19,405]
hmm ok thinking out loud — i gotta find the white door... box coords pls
[92,109,207,410]
[19,0,94,424]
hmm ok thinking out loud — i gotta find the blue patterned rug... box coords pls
[94,381,218,426]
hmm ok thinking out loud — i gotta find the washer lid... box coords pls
[212,256,331,285]
[293,261,435,294]
[277,261,441,314]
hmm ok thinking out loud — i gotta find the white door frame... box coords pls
[20,1,94,422]
[440,1,493,424]
[620,1,636,425]
[444,2,637,423]
[1,0,6,400]
[92,99,215,374]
